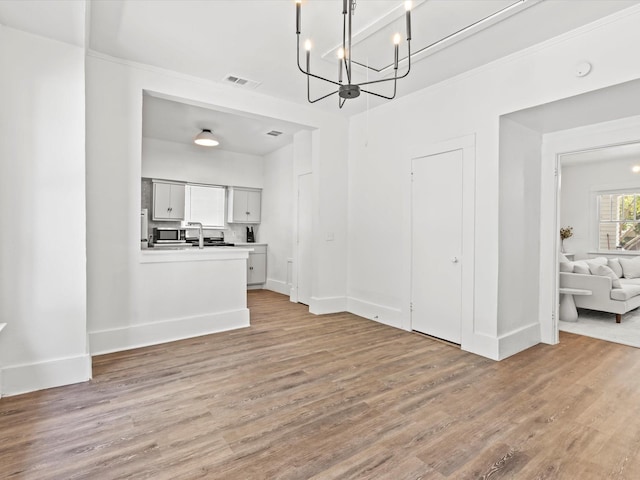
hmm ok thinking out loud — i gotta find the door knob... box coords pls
[451,257,459,263]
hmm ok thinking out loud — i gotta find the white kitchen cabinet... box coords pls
[227,187,261,223]
[247,245,267,285]
[153,181,185,221]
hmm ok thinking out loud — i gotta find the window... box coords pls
[598,192,640,251]
[184,184,226,228]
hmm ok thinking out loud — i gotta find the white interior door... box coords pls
[411,149,464,343]
[297,173,312,305]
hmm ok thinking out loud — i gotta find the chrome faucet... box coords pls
[188,222,204,249]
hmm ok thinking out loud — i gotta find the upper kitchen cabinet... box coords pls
[153,181,185,221]
[227,187,261,224]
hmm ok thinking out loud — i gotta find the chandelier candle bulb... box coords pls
[305,39,311,71]
[296,0,301,34]
[405,1,412,40]
[394,34,400,69]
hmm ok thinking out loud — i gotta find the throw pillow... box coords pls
[593,264,622,288]
[620,256,640,279]
[608,258,623,277]
[558,252,569,262]
[572,261,590,275]
[587,257,607,266]
[559,262,574,273]
[587,257,609,274]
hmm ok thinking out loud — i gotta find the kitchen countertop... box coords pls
[141,246,252,264]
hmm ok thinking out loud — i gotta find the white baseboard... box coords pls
[347,297,403,329]
[461,332,500,360]
[265,278,291,296]
[289,286,298,303]
[461,323,540,361]
[497,322,541,360]
[309,296,347,315]
[89,308,250,355]
[1,354,92,397]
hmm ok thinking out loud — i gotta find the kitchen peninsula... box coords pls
[89,246,253,355]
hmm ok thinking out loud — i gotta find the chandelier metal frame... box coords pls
[295,0,413,108]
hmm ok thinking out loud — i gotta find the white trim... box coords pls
[347,297,403,329]
[497,323,541,360]
[460,323,539,361]
[294,172,313,306]
[461,332,499,361]
[538,147,561,345]
[89,308,250,355]
[1,354,92,397]
[309,296,347,315]
[587,251,640,257]
[0,323,5,397]
[265,278,291,296]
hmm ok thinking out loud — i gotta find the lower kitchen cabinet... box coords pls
[247,245,267,285]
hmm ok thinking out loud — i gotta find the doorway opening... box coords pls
[500,78,640,348]
[556,140,640,348]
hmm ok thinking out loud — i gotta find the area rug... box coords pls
[559,308,640,348]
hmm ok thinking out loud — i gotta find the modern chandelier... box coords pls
[295,0,413,108]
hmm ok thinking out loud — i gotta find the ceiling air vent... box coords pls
[266,130,284,137]
[223,74,261,89]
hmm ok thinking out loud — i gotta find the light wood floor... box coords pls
[2,290,640,479]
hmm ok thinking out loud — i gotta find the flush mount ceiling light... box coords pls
[296,0,413,108]
[194,129,219,147]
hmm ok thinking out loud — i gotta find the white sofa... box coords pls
[559,255,640,323]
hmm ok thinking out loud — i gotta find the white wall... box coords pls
[310,127,349,314]
[86,54,349,350]
[0,26,90,395]
[561,154,640,258]
[261,144,294,295]
[347,7,640,359]
[291,130,313,304]
[498,118,542,345]
[142,137,264,187]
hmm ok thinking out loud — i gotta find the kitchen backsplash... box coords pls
[141,178,259,243]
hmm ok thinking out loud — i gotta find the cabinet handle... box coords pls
[246,211,250,215]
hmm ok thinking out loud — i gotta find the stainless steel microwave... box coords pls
[153,227,187,244]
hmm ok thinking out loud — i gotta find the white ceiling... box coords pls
[502,78,640,167]
[2,0,639,154]
[84,0,640,115]
[505,79,640,135]
[0,0,85,46]
[142,92,310,156]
